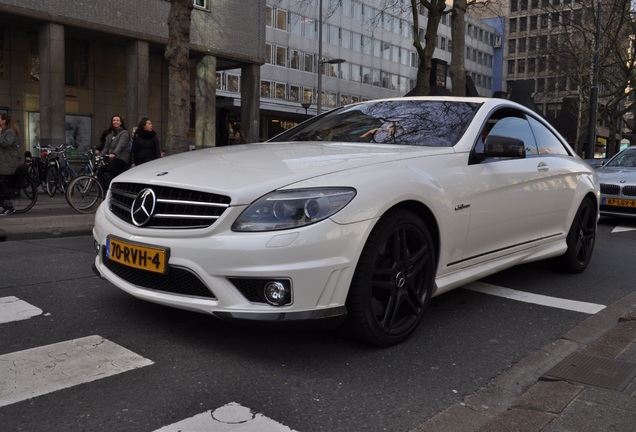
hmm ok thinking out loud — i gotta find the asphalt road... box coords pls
[0,217,634,431]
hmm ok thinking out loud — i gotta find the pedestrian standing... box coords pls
[0,113,20,215]
[130,117,161,166]
[96,115,130,179]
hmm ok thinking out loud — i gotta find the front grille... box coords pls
[600,183,620,195]
[109,183,231,229]
[103,249,215,298]
[623,186,636,197]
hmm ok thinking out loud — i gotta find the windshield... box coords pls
[269,100,481,147]
[606,148,636,168]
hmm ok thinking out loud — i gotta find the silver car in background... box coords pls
[597,146,636,218]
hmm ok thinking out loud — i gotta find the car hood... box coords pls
[596,167,636,183]
[115,142,453,204]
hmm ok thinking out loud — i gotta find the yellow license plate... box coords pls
[106,236,169,274]
[604,198,636,208]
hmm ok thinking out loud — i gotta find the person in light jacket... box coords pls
[131,117,161,166]
[96,115,130,179]
[0,113,20,215]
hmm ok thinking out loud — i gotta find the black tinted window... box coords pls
[269,100,481,147]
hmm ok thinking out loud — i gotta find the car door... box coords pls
[461,109,562,265]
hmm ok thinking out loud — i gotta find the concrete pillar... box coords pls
[38,23,65,148]
[241,64,260,143]
[195,55,216,149]
[126,40,150,128]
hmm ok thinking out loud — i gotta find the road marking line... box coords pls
[0,335,153,408]
[154,402,298,432]
[0,296,42,324]
[612,225,636,233]
[464,282,606,314]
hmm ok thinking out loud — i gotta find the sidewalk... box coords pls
[413,292,636,432]
[0,191,95,241]
[1,192,635,432]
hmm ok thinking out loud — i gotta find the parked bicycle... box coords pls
[43,144,78,197]
[65,150,109,214]
[28,146,50,191]
[7,165,38,214]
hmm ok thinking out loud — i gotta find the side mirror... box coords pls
[483,135,526,159]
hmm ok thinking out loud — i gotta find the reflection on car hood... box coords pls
[596,167,636,183]
[115,142,452,204]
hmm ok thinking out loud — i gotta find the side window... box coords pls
[481,113,539,156]
[528,116,570,155]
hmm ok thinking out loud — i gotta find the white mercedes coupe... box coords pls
[92,97,599,346]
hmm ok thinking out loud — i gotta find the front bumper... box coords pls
[92,202,375,324]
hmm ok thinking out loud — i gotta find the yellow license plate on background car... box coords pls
[603,198,636,208]
[106,236,169,274]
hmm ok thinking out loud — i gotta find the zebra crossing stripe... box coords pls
[0,335,153,408]
[0,296,43,324]
[154,402,298,432]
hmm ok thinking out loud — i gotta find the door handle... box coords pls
[537,162,549,172]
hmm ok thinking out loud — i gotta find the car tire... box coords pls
[550,197,596,274]
[345,209,436,346]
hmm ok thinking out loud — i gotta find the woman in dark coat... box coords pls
[131,117,161,166]
[0,113,20,215]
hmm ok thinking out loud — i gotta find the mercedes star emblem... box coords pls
[131,188,157,227]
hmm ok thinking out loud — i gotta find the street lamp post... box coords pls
[316,0,345,115]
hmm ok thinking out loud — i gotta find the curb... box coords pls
[412,291,636,432]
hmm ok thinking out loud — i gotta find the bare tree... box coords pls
[165,0,194,155]
[450,0,467,96]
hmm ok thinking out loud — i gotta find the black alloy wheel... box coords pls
[346,209,436,346]
[550,197,596,273]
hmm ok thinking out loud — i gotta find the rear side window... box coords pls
[487,115,539,155]
[528,116,570,155]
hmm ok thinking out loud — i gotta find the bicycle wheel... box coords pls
[59,166,73,193]
[66,175,104,213]
[28,162,41,188]
[13,176,38,214]
[45,164,58,197]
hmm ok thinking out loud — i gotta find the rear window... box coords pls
[269,100,481,147]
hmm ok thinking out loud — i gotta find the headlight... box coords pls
[232,188,356,232]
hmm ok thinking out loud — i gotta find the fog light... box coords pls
[264,281,288,306]
[94,241,100,254]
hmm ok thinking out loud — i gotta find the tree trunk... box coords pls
[165,0,193,155]
[450,0,466,96]
[409,0,446,96]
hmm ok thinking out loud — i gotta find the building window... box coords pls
[276,9,288,31]
[290,49,301,70]
[304,53,314,73]
[289,85,299,102]
[302,88,313,104]
[227,74,239,93]
[260,80,272,98]
[265,6,273,27]
[265,44,272,64]
[193,0,208,10]
[65,39,89,88]
[275,82,286,99]
[275,46,286,67]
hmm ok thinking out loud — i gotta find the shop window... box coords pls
[216,72,224,90]
[65,39,89,88]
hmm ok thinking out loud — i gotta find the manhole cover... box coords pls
[543,352,636,392]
